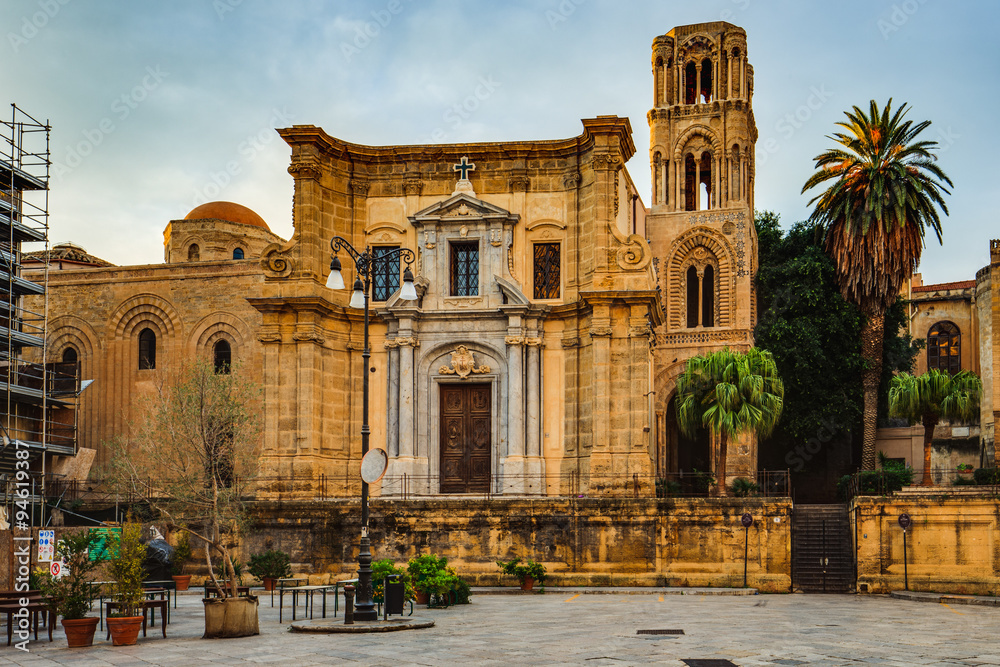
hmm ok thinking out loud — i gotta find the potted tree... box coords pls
[38,529,102,647]
[497,558,547,591]
[247,549,292,592]
[107,519,147,646]
[170,532,192,591]
[110,359,263,638]
[406,554,452,605]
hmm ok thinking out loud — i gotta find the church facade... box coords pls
[28,21,762,499]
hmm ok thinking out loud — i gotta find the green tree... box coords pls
[111,359,263,598]
[802,99,952,470]
[889,369,981,486]
[754,210,920,483]
[676,348,784,495]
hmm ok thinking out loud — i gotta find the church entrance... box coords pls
[439,383,491,493]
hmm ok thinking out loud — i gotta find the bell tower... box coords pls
[646,22,759,479]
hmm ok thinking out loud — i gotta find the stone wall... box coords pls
[237,497,792,592]
[851,493,1000,595]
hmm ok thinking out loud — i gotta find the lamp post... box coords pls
[327,236,417,621]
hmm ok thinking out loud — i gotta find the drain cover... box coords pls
[637,629,685,635]
[682,661,738,667]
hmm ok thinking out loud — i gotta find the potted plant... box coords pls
[107,519,147,646]
[37,529,101,647]
[110,360,263,638]
[170,532,192,591]
[406,554,451,605]
[248,549,292,592]
[497,557,547,591]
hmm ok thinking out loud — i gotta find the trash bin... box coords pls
[384,574,405,617]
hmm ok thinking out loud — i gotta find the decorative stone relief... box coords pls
[403,179,423,196]
[287,159,321,180]
[490,229,502,247]
[260,246,293,278]
[504,336,525,346]
[438,345,490,378]
[424,230,436,249]
[349,179,371,197]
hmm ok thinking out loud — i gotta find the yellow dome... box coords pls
[184,201,269,230]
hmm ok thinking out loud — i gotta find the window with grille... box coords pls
[928,321,961,374]
[450,241,479,296]
[138,328,156,370]
[372,246,400,302]
[533,243,561,299]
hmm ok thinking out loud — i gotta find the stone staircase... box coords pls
[791,504,854,593]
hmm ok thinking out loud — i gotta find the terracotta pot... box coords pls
[107,616,144,646]
[520,576,534,591]
[414,590,430,605]
[172,574,192,591]
[203,595,259,638]
[262,577,276,592]
[61,617,99,648]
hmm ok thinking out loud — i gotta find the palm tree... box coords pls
[802,99,952,471]
[889,369,980,486]
[676,348,784,496]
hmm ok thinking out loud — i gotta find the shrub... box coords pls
[974,468,1000,485]
[108,519,147,618]
[247,549,292,581]
[171,533,192,576]
[38,529,102,620]
[952,477,977,486]
[496,558,547,584]
[655,478,682,498]
[214,557,244,584]
[729,477,760,497]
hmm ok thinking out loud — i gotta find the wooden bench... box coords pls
[0,600,53,646]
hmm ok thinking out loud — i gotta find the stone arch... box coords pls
[189,311,252,362]
[673,125,720,161]
[109,294,182,341]
[47,315,101,359]
[664,227,736,329]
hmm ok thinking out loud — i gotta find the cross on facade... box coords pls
[453,156,476,180]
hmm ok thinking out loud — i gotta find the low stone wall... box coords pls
[237,497,792,592]
[851,492,1000,595]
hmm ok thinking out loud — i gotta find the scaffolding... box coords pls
[0,104,79,531]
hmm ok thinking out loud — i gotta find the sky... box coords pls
[1,0,996,284]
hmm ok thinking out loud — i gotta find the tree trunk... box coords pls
[717,431,728,496]
[921,412,939,487]
[860,312,885,471]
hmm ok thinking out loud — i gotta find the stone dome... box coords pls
[184,201,269,230]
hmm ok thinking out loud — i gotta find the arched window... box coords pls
[686,266,699,328]
[701,265,715,327]
[684,61,697,104]
[213,340,231,374]
[699,151,712,210]
[188,244,200,262]
[731,144,741,201]
[232,247,244,260]
[61,347,78,364]
[684,255,717,329]
[928,321,961,374]
[700,57,713,103]
[138,328,156,370]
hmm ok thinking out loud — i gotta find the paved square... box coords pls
[5,591,997,666]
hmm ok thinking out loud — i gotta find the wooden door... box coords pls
[440,383,491,493]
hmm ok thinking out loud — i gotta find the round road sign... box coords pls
[360,448,389,484]
[741,513,753,528]
[898,513,911,530]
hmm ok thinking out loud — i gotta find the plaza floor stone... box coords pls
[3,589,997,666]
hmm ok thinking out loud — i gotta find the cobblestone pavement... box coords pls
[4,590,997,666]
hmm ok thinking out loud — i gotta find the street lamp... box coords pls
[327,236,417,621]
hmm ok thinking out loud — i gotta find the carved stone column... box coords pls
[525,337,543,493]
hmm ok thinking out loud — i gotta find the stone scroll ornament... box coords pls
[439,345,490,379]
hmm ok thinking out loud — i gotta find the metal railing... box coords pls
[843,467,1000,501]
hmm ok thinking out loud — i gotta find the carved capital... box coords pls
[403,179,423,196]
[293,329,326,345]
[591,153,622,172]
[561,336,580,349]
[505,335,525,346]
[257,331,282,343]
[525,337,543,347]
[509,174,530,192]
[349,179,371,197]
[288,160,321,180]
[562,172,581,189]
[589,325,613,337]
[394,336,418,348]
